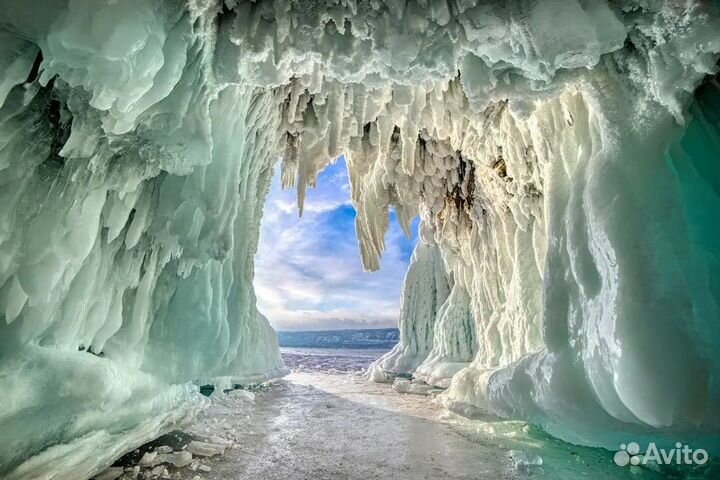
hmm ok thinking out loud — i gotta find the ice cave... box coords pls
[0,0,719,479]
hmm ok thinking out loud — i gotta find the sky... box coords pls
[254,157,418,332]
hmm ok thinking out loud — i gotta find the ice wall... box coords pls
[414,281,476,388]
[443,75,720,450]
[371,222,450,378]
[1,0,720,478]
[0,2,286,478]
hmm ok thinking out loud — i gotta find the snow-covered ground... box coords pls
[96,349,708,480]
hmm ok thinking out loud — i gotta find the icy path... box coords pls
[104,371,685,480]
[181,372,514,480]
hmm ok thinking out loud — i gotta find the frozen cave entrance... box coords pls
[0,1,720,479]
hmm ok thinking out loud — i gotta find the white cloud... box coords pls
[273,197,353,215]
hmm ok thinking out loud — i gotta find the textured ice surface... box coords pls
[0,2,286,478]
[0,0,719,478]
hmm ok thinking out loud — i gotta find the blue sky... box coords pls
[254,157,418,331]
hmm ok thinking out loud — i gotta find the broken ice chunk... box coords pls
[186,440,226,457]
[138,451,158,467]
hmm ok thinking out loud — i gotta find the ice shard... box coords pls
[0,1,719,478]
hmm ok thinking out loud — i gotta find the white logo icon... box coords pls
[614,442,641,466]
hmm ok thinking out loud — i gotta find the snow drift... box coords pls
[0,0,719,478]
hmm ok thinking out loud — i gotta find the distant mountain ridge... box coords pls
[277,328,399,349]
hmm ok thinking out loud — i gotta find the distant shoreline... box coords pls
[277,328,399,349]
[281,345,393,350]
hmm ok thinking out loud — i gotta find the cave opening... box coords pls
[0,1,719,479]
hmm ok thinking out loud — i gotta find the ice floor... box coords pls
[102,369,705,480]
[184,372,515,480]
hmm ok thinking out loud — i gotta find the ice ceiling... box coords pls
[0,0,719,478]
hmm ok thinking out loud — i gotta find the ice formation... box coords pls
[0,0,719,478]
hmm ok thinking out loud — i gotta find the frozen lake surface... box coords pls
[104,349,698,480]
[161,372,673,480]
[280,347,389,373]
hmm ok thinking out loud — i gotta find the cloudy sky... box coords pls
[254,157,418,331]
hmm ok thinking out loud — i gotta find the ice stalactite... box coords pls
[1,0,720,478]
